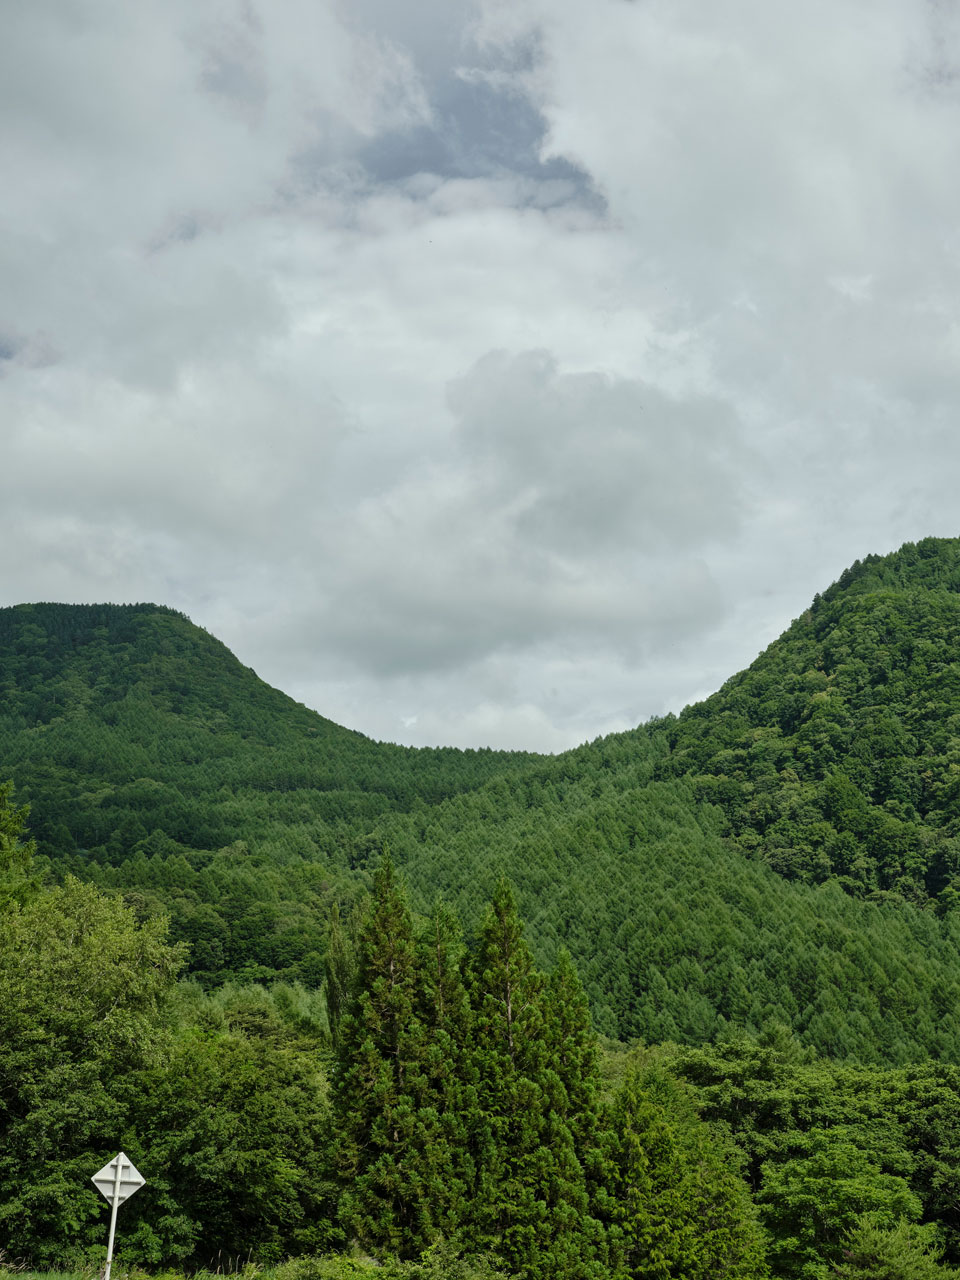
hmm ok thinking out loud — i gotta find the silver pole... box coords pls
[103,1155,124,1280]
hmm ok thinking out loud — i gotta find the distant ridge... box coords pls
[5,540,960,1060]
[0,600,188,641]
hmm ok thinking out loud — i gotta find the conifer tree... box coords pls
[465,880,602,1280]
[415,899,476,1233]
[542,949,615,1264]
[0,780,39,911]
[542,949,601,1139]
[606,1068,769,1280]
[331,861,462,1258]
[832,1215,957,1279]
[324,900,358,1048]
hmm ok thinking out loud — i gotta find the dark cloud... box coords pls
[358,71,600,207]
[0,335,21,364]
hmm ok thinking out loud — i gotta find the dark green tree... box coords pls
[831,1215,959,1279]
[757,1129,922,1279]
[415,899,476,1229]
[331,861,462,1257]
[465,880,603,1280]
[325,900,359,1049]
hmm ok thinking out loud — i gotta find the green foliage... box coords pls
[383,1238,516,1280]
[0,793,335,1268]
[271,1260,381,1280]
[831,1215,960,1279]
[0,602,533,989]
[13,571,960,1059]
[330,874,762,1280]
[325,901,358,1049]
[0,875,183,1262]
[462,881,606,1280]
[757,1129,922,1279]
[0,777,39,908]
[272,1244,515,1280]
[605,1067,768,1280]
[332,861,468,1258]
[19,548,960,1271]
[670,1036,960,1273]
[656,538,960,909]
[127,1014,334,1263]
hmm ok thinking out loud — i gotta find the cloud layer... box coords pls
[3,0,960,749]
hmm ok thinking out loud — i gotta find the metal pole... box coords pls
[103,1155,124,1280]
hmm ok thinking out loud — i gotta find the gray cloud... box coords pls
[450,350,745,553]
[3,0,960,749]
[248,350,743,686]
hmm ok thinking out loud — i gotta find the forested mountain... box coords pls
[4,800,959,1279]
[6,538,960,1060]
[656,536,960,906]
[10,538,960,1277]
[0,602,534,986]
[0,809,771,1278]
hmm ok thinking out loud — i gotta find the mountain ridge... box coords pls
[5,537,960,1059]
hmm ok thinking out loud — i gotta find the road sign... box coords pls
[92,1153,145,1206]
[91,1153,146,1280]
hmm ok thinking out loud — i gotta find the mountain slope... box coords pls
[655,536,960,905]
[0,602,534,983]
[7,543,960,1061]
[0,602,535,836]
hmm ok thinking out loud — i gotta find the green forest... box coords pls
[8,536,960,1277]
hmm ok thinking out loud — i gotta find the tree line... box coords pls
[1,787,764,1277]
[7,779,960,1277]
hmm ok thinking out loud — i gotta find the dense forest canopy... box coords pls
[8,538,960,1276]
[7,541,960,1056]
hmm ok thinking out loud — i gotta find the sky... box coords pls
[3,0,960,752]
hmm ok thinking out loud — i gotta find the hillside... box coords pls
[0,602,534,983]
[6,540,960,1061]
[656,536,960,904]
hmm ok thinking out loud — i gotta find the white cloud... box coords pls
[3,0,960,750]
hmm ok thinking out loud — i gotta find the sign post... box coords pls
[91,1153,145,1280]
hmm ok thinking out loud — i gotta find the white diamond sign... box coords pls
[92,1152,145,1206]
[91,1153,146,1280]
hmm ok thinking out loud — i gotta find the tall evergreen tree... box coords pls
[415,899,476,1234]
[324,901,358,1049]
[331,861,462,1258]
[542,950,615,1263]
[542,949,602,1140]
[465,880,603,1280]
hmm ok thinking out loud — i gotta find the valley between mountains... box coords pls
[7,536,960,1277]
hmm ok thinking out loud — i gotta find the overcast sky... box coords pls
[3,0,959,751]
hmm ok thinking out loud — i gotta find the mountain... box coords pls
[656,535,960,904]
[0,602,534,984]
[5,538,960,1062]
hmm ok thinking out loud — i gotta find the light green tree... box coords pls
[606,1067,768,1280]
[0,875,182,1262]
[0,779,39,910]
[832,1214,960,1279]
